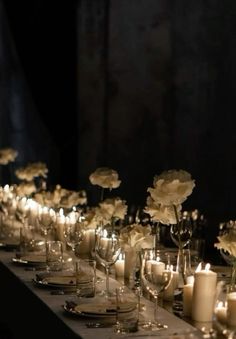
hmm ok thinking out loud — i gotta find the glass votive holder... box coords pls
[75,259,96,298]
[114,286,139,334]
[46,240,63,271]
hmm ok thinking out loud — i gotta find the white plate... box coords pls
[12,254,46,266]
[63,301,136,317]
[34,272,91,289]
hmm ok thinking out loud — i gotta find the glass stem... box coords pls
[105,265,110,297]
[173,205,187,285]
[154,222,160,252]
[230,262,236,292]
[154,294,158,323]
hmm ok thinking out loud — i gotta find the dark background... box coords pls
[1,0,236,261]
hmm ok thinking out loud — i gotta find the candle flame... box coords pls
[195,262,202,272]
[205,263,211,271]
[103,229,108,238]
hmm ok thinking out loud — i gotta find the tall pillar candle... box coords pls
[227,292,236,328]
[191,264,217,322]
[183,283,194,317]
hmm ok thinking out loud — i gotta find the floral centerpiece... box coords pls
[89,167,121,201]
[96,197,127,226]
[215,226,236,291]
[0,148,18,165]
[119,223,154,252]
[144,169,195,284]
[119,223,154,281]
[15,162,48,181]
[0,147,18,186]
[15,162,48,197]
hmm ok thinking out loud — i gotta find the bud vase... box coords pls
[124,248,141,284]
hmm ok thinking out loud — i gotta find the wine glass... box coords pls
[140,249,173,330]
[95,223,121,297]
[37,206,56,245]
[64,222,84,255]
[170,211,193,249]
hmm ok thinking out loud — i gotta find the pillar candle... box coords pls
[183,283,194,317]
[145,258,157,274]
[215,301,227,325]
[115,254,125,277]
[151,261,165,284]
[191,264,217,322]
[78,229,95,254]
[227,292,236,328]
[163,271,179,301]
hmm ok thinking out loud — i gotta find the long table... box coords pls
[0,250,204,339]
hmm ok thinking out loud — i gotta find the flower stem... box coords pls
[100,187,105,202]
[173,205,187,285]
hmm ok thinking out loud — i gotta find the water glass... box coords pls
[20,224,35,254]
[75,259,96,298]
[114,286,139,334]
[46,240,63,271]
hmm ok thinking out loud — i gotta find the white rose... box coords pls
[98,197,127,221]
[147,169,195,206]
[15,162,48,181]
[144,196,181,225]
[215,229,236,257]
[16,181,37,197]
[89,167,121,189]
[119,224,154,251]
[0,148,18,165]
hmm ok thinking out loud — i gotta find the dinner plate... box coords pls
[12,254,47,266]
[63,300,136,317]
[0,239,20,250]
[33,272,91,289]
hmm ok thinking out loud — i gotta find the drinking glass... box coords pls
[46,240,63,271]
[95,223,121,297]
[37,206,56,244]
[140,249,173,330]
[75,259,96,298]
[64,222,84,254]
[114,286,139,334]
[170,212,193,249]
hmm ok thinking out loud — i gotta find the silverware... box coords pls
[86,322,115,328]
[51,289,76,295]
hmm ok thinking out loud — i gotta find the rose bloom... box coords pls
[16,181,37,197]
[15,162,48,181]
[89,167,121,189]
[98,197,127,221]
[147,169,195,206]
[215,229,236,257]
[60,190,87,208]
[0,148,18,165]
[144,196,181,225]
[119,223,154,252]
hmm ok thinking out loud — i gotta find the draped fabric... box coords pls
[0,0,59,186]
[76,0,236,221]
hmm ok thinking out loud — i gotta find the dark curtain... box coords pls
[0,0,60,186]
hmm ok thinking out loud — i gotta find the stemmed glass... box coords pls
[95,223,121,297]
[170,211,193,249]
[64,222,84,255]
[37,206,56,245]
[140,249,173,330]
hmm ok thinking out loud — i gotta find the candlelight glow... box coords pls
[195,262,202,272]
